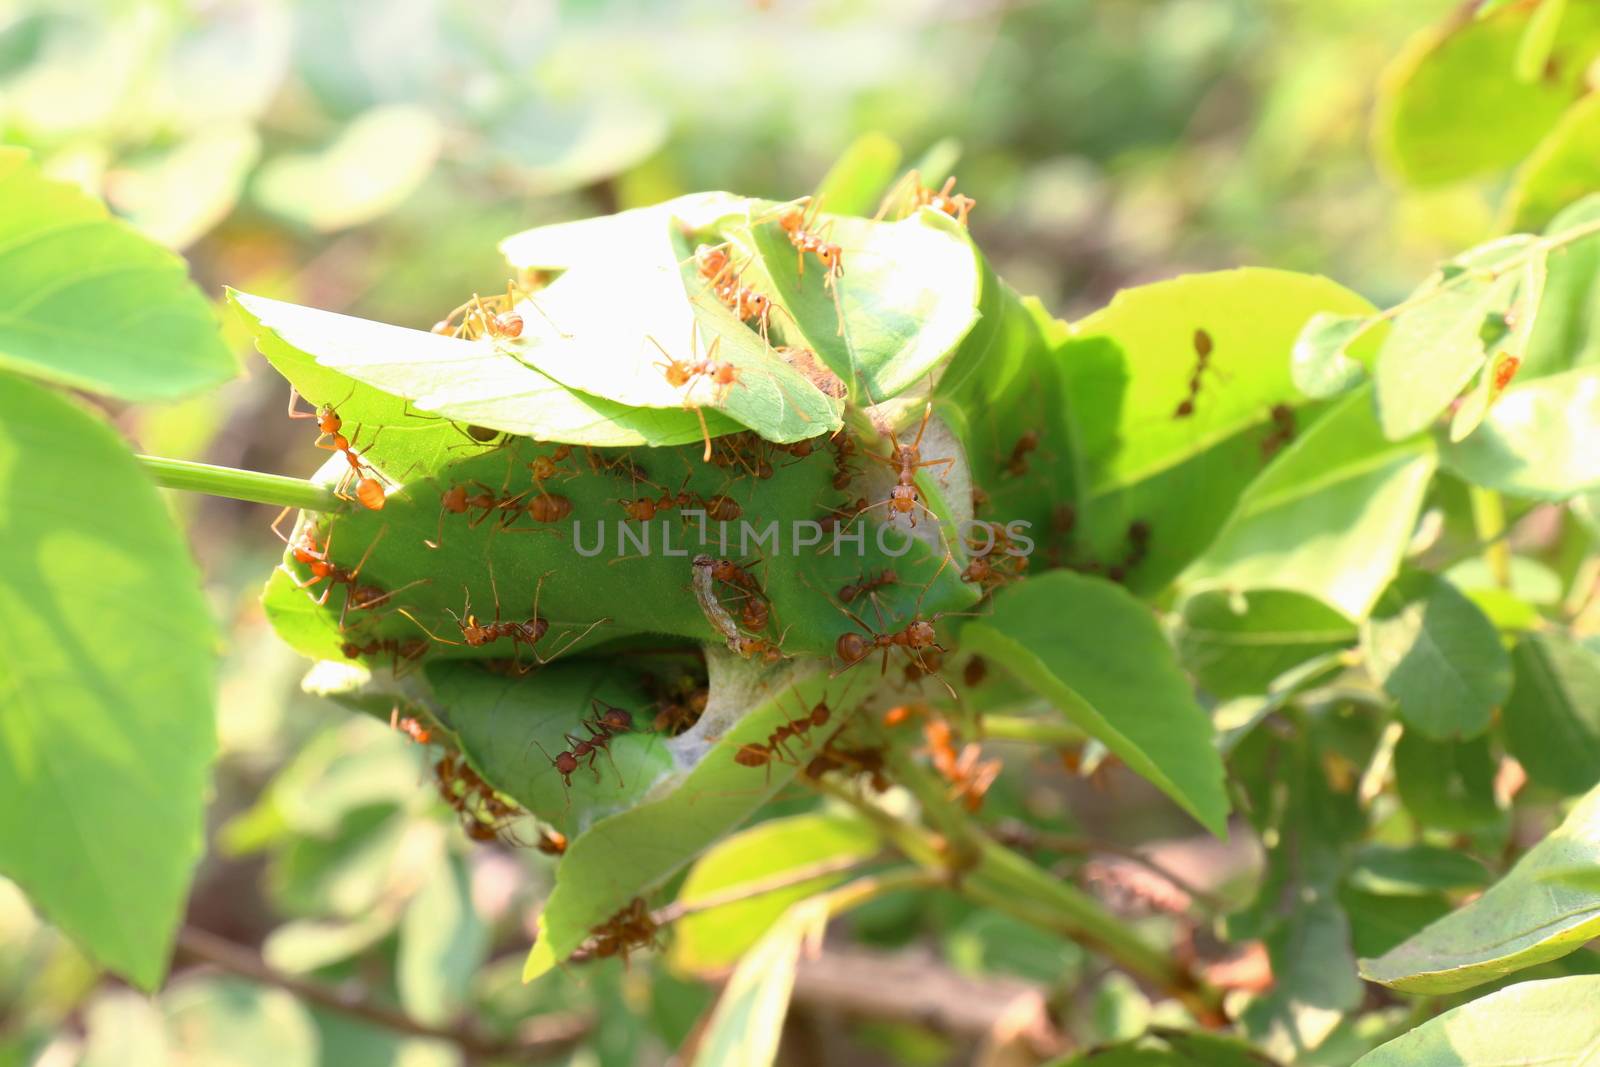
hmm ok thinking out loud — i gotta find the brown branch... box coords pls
[174,926,589,1063]
[651,853,882,927]
[991,821,1227,915]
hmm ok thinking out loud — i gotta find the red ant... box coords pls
[402,569,604,673]
[855,404,954,528]
[1005,430,1039,477]
[840,568,897,603]
[1174,328,1218,420]
[528,444,576,487]
[431,281,563,341]
[695,244,780,339]
[426,482,529,549]
[572,898,659,966]
[536,827,568,855]
[288,387,388,510]
[390,708,434,745]
[732,692,831,782]
[877,172,976,226]
[1491,352,1522,395]
[921,718,1000,812]
[649,324,739,461]
[1259,404,1296,461]
[776,201,844,285]
[342,636,429,676]
[277,523,414,627]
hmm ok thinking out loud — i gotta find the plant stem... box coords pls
[980,714,1086,747]
[176,926,586,1062]
[825,751,1224,1021]
[1469,485,1512,589]
[139,455,344,513]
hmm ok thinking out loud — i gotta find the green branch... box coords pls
[139,455,344,513]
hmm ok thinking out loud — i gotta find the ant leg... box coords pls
[395,608,464,647]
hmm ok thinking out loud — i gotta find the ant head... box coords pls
[904,620,937,648]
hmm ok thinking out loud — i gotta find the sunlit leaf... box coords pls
[671,813,879,975]
[960,572,1229,836]
[1442,365,1600,498]
[0,374,216,989]
[1177,589,1357,700]
[0,148,235,400]
[1354,976,1600,1065]
[1360,780,1600,993]
[1361,573,1510,739]
[1180,387,1437,620]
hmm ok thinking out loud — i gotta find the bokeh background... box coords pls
[0,0,1487,1063]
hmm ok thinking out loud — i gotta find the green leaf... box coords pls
[1392,731,1502,832]
[1372,3,1600,187]
[521,667,875,979]
[1374,237,1533,440]
[1180,387,1438,620]
[1447,251,1547,444]
[1176,589,1357,700]
[1339,887,1452,958]
[1361,573,1510,740]
[229,289,734,448]
[671,813,879,974]
[1353,976,1600,1065]
[506,230,844,444]
[740,204,983,403]
[691,893,831,1067]
[1063,271,1378,589]
[1346,844,1490,896]
[1291,312,1380,399]
[398,854,488,1027]
[0,373,217,989]
[1502,91,1600,233]
[1501,633,1600,795]
[1522,196,1600,378]
[814,133,904,217]
[1229,729,1364,1058]
[254,105,442,232]
[959,571,1230,836]
[1442,365,1600,499]
[1360,780,1600,993]
[0,148,235,400]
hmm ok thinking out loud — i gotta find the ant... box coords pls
[1005,430,1039,477]
[277,523,409,624]
[425,482,529,549]
[431,281,564,341]
[855,404,954,528]
[528,444,576,487]
[799,728,891,793]
[776,201,844,286]
[1259,404,1296,461]
[342,636,429,676]
[921,718,1000,812]
[840,568,897,603]
[288,388,388,510]
[695,244,780,339]
[732,692,830,782]
[1174,327,1219,419]
[876,172,976,226]
[402,569,605,673]
[390,708,434,745]
[572,898,660,967]
[649,324,739,461]
[536,827,568,855]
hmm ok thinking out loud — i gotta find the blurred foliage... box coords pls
[7,0,1600,1065]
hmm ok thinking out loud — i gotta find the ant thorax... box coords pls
[847,404,974,550]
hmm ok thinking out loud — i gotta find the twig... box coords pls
[174,926,588,1063]
[652,853,881,927]
[990,821,1227,915]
